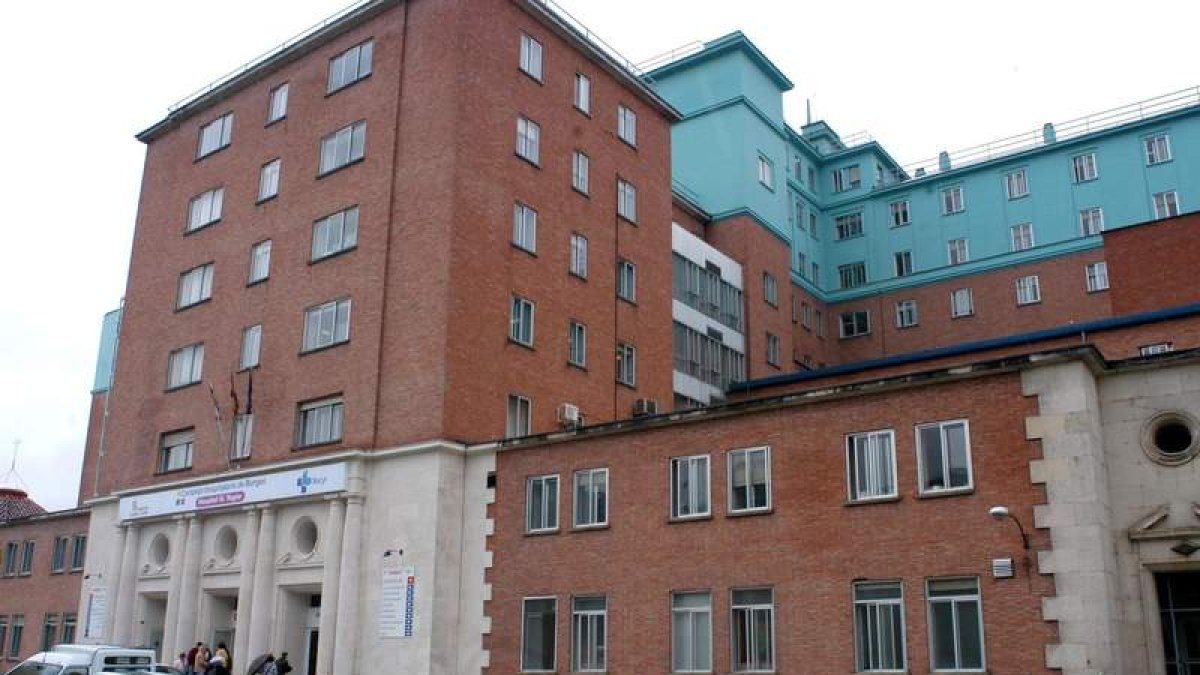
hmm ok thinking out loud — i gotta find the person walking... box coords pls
[275,652,292,675]
[173,653,187,671]
[215,642,232,675]
[185,643,202,675]
[259,655,279,675]
[193,645,211,675]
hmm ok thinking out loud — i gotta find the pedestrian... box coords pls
[260,654,278,675]
[276,652,293,675]
[186,643,202,675]
[173,653,187,671]
[193,645,211,675]
[215,642,232,674]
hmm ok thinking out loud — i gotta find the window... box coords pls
[895,300,918,328]
[571,596,607,672]
[917,419,972,493]
[17,541,33,576]
[894,251,912,277]
[801,303,813,330]
[257,158,281,202]
[1079,207,1105,236]
[1016,275,1041,305]
[1154,190,1180,219]
[889,200,910,227]
[815,310,824,337]
[51,537,67,573]
[187,187,224,231]
[617,179,637,222]
[947,238,969,265]
[296,396,344,447]
[764,333,780,367]
[196,112,233,159]
[327,39,373,93]
[847,430,897,501]
[267,83,289,123]
[617,259,637,302]
[572,151,590,194]
[731,588,774,672]
[41,614,57,652]
[303,298,351,351]
[833,165,861,192]
[757,155,774,188]
[231,413,253,461]
[1010,223,1034,251]
[762,272,778,306]
[519,33,543,81]
[1071,152,1098,183]
[616,342,636,386]
[506,394,532,438]
[840,310,870,338]
[521,598,556,672]
[167,344,204,389]
[809,213,818,239]
[834,212,864,240]
[159,430,194,473]
[9,616,23,658]
[0,618,6,658]
[574,468,608,527]
[526,475,559,532]
[1141,342,1174,356]
[854,582,906,672]
[318,121,366,175]
[1004,169,1028,199]
[312,206,359,260]
[569,233,588,278]
[927,578,985,671]
[72,534,89,571]
[3,543,17,575]
[516,116,541,164]
[728,447,770,512]
[248,240,272,284]
[672,591,712,672]
[950,288,974,318]
[568,320,587,368]
[792,193,805,227]
[177,263,214,309]
[838,262,867,289]
[510,296,535,346]
[240,324,262,370]
[1145,133,1172,165]
[60,614,76,645]
[672,323,746,391]
[670,455,710,519]
[941,186,965,215]
[574,73,591,113]
[1086,262,1109,292]
[617,105,637,146]
[513,202,538,253]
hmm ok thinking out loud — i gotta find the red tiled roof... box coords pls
[0,488,47,523]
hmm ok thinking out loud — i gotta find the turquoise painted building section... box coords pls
[649,33,1200,302]
[92,308,121,393]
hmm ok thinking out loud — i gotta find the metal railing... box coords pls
[636,41,705,74]
[530,0,649,79]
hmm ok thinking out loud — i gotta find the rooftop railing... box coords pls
[529,0,650,79]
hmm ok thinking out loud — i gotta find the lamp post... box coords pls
[989,505,1030,550]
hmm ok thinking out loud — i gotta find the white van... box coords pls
[3,645,156,675]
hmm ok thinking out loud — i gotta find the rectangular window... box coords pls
[670,455,710,519]
[672,591,712,672]
[728,446,770,512]
[617,105,637,146]
[762,272,778,306]
[793,193,805,227]
[847,430,897,501]
[1071,152,1098,183]
[187,187,224,231]
[303,298,352,351]
[895,300,918,328]
[815,309,824,337]
[4,542,18,576]
[167,344,204,389]
[731,588,774,672]
[889,200,910,227]
[1145,133,1172,165]
[1079,207,1105,236]
[267,82,289,123]
[177,263,214,309]
[917,420,972,493]
[840,310,870,338]
[521,598,556,672]
[1010,223,1034,251]
[1154,190,1180,219]
[757,155,774,188]
[833,165,861,192]
[510,296,535,346]
[809,213,818,239]
[319,121,367,175]
[41,614,57,652]
[574,73,591,114]
[240,324,262,370]
[248,240,272,284]
[327,39,373,93]
[60,614,76,645]
[1016,275,1041,305]
[1004,169,1028,199]
[72,534,88,570]
[834,212,864,240]
[854,581,906,672]
[927,578,985,671]
[572,151,590,194]
[516,116,541,164]
[51,537,67,573]
[574,468,608,527]
[296,396,344,447]
[526,475,559,533]
[568,320,587,368]
[312,206,360,260]
[765,333,780,367]
[571,596,607,672]
[513,202,538,252]
[894,251,912,277]
[9,616,23,658]
[616,342,636,386]
[947,238,969,265]
[838,262,867,289]
[951,288,974,318]
[807,166,817,191]
[159,429,194,473]
[802,303,813,330]
[941,186,965,215]
[231,413,253,461]
[258,158,281,201]
[507,394,532,438]
[519,33,543,81]
[18,542,33,576]
[569,233,588,278]
[617,259,637,302]
[1141,342,1174,356]
[617,179,638,222]
[0,618,6,658]
[1086,262,1109,292]
[197,112,233,159]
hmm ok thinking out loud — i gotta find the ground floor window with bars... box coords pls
[847,430,896,501]
[571,596,607,672]
[927,578,985,671]
[854,581,906,671]
[731,588,774,672]
[672,591,712,672]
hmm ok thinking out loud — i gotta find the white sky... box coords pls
[0,0,1195,511]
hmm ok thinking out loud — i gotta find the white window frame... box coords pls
[258,158,281,201]
[846,429,898,502]
[159,430,194,473]
[670,455,711,520]
[766,332,780,366]
[895,300,918,328]
[570,596,607,673]
[196,112,233,159]
[1004,169,1028,200]
[1010,223,1034,251]
[177,263,214,309]
[318,120,367,175]
[1145,133,1172,165]
[762,272,778,306]
[1154,190,1180,219]
[248,240,272,284]
[1015,275,1041,305]
[569,233,588,278]
[516,116,541,165]
[303,297,352,352]
[574,73,591,114]
[507,394,532,438]
[1071,152,1098,183]
[167,343,204,389]
[833,165,861,193]
[267,82,289,123]
[840,310,871,338]
[510,296,536,346]
[947,238,969,265]
[1140,342,1174,356]
[187,187,224,231]
[519,33,544,81]
[1085,262,1109,293]
[296,396,344,447]
[889,200,911,227]
[327,39,374,93]
[853,581,907,673]
[894,250,912,277]
[568,320,587,368]
[757,154,774,189]
[950,288,974,318]
[730,588,775,673]
[834,212,864,240]
[941,186,965,215]
[1079,207,1105,236]
[617,179,638,222]
[240,324,262,370]
[926,577,986,672]
[520,597,557,673]
[915,419,973,494]
[616,342,636,386]
[231,413,254,461]
[617,259,637,302]
[671,591,713,673]
[312,206,360,261]
[513,202,538,253]
[526,474,559,533]
[572,151,590,194]
[727,446,771,513]
[573,467,609,528]
[617,105,637,146]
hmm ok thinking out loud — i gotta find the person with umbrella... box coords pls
[245,653,271,675]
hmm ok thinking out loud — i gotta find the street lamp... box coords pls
[989,505,1030,550]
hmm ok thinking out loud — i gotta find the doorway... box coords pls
[304,628,319,675]
[1158,571,1200,674]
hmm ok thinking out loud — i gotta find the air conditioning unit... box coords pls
[632,398,659,417]
[557,403,582,428]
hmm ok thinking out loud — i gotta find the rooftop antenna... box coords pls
[806,98,813,126]
[1,439,30,491]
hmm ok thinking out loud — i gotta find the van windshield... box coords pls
[6,663,64,675]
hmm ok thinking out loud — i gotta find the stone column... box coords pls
[104,523,128,641]
[246,506,277,658]
[112,523,141,645]
[161,517,188,662]
[332,495,364,675]
[175,516,204,656]
[233,507,260,667]
[316,497,346,675]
